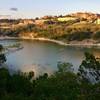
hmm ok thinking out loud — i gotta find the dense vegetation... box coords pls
[0,44,100,100]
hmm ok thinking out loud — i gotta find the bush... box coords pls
[66,31,92,41]
[93,31,100,40]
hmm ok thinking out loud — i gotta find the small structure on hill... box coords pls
[57,17,78,22]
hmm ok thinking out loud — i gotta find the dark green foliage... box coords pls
[78,52,100,83]
[57,62,73,73]
[27,71,34,80]
[33,72,79,100]
[65,31,91,41]
[81,52,100,69]
[0,68,10,96]
[93,31,100,40]
[0,45,3,52]
[0,53,100,99]
[7,74,34,96]
[0,54,6,64]
[0,45,6,64]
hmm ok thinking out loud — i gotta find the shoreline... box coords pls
[0,36,100,47]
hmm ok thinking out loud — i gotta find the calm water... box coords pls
[0,40,100,76]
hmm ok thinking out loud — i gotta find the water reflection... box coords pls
[0,40,100,76]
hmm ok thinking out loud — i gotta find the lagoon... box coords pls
[0,39,100,76]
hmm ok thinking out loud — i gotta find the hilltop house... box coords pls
[95,18,100,24]
[57,17,78,22]
[35,19,47,25]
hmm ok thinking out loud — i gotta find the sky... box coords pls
[0,0,100,19]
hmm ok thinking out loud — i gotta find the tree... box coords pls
[93,31,100,40]
[57,62,73,73]
[0,45,6,65]
[78,52,100,83]
[28,71,34,80]
[35,17,39,20]
[0,54,6,64]
[0,45,3,53]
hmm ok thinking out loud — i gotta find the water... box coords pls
[0,39,100,76]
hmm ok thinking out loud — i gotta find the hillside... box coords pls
[0,12,100,44]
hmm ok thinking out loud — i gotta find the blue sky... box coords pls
[0,0,100,18]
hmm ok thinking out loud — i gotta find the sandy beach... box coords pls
[0,36,100,47]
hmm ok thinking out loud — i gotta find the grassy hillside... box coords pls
[0,19,100,43]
